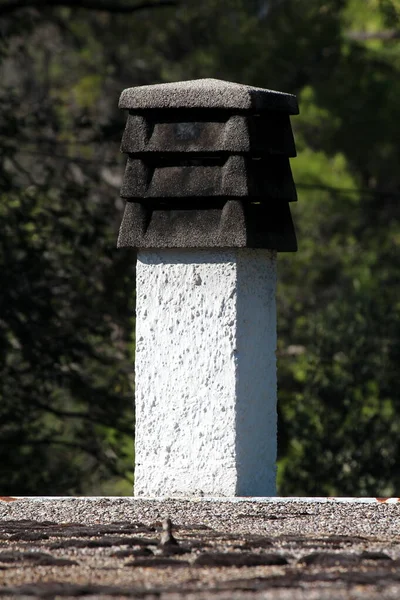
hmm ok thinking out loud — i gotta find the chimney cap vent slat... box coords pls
[119,78,299,115]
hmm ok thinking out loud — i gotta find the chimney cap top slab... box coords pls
[119,78,299,115]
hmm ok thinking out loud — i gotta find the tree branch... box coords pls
[0,0,177,16]
[0,438,132,480]
[29,399,133,436]
[346,29,400,41]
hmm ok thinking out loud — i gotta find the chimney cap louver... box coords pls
[118,78,299,115]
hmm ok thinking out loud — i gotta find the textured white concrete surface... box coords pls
[135,249,277,497]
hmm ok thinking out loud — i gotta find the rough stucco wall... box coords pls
[235,251,277,496]
[135,249,277,497]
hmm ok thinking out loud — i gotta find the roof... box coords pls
[0,497,399,599]
[119,78,299,114]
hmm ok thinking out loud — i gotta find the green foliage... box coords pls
[275,0,400,494]
[0,15,135,494]
[0,0,399,495]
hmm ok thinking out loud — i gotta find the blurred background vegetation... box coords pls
[0,0,399,496]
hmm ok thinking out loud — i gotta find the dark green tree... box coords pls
[1,0,399,495]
